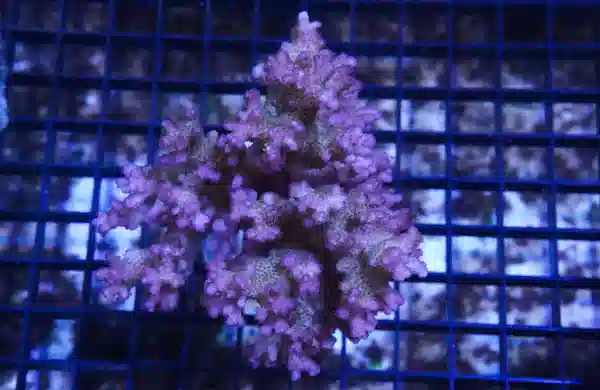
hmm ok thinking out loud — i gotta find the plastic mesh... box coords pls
[1,1,599,389]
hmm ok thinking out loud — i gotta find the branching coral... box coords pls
[94,11,427,380]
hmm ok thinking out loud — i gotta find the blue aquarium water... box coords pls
[1,1,600,389]
[0,37,8,131]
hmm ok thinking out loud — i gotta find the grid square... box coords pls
[552,59,596,90]
[401,331,448,373]
[207,48,253,82]
[502,102,547,133]
[15,0,61,30]
[454,56,498,89]
[422,235,447,273]
[0,175,42,212]
[454,284,499,324]
[348,330,395,371]
[161,91,202,120]
[260,4,298,39]
[212,0,254,38]
[505,238,552,277]
[502,59,547,90]
[552,103,597,135]
[506,286,553,326]
[114,2,158,34]
[357,57,397,86]
[355,3,401,43]
[162,43,204,80]
[451,190,498,225]
[503,191,549,228]
[103,133,148,166]
[558,239,600,278]
[560,289,600,329]
[48,176,84,212]
[163,3,205,36]
[12,41,58,75]
[554,147,599,181]
[0,312,24,360]
[552,6,600,44]
[454,101,495,133]
[454,5,497,44]
[503,5,548,44]
[400,143,446,176]
[56,87,104,120]
[452,236,497,274]
[563,338,600,383]
[63,43,106,77]
[0,222,38,254]
[401,57,448,89]
[456,334,500,375]
[399,282,447,322]
[556,193,600,229]
[408,189,446,224]
[106,89,153,122]
[65,1,109,32]
[404,3,448,43]
[1,129,47,163]
[403,100,447,132]
[55,130,99,165]
[452,145,496,177]
[111,43,154,79]
[508,336,559,378]
[504,146,548,179]
[8,86,53,119]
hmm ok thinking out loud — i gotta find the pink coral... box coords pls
[94,11,427,380]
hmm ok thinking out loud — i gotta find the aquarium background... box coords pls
[0,0,599,389]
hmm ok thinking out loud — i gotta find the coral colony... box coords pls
[94,12,427,380]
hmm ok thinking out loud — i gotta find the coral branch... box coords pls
[94,10,427,380]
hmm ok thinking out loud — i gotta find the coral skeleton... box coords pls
[94,11,427,380]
